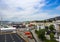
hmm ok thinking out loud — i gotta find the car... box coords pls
[27,35,33,39]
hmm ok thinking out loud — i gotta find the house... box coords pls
[27,16,60,32]
[53,16,60,32]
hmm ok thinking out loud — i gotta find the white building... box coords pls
[0,27,16,34]
[54,20,60,32]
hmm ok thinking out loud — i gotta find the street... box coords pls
[0,33,25,42]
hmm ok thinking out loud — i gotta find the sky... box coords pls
[0,0,60,22]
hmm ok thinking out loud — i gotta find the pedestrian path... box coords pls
[31,29,42,42]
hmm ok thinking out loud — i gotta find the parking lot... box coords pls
[0,33,25,42]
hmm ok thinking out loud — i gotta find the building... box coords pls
[53,16,60,32]
[0,27,16,34]
[26,16,60,32]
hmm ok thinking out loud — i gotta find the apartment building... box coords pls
[53,16,60,32]
[27,16,60,32]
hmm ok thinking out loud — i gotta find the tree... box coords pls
[35,30,38,34]
[45,26,49,32]
[48,20,52,22]
[49,25,55,31]
[38,29,46,41]
[50,33,54,40]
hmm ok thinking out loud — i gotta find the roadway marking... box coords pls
[15,34,21,39]
[10,34,16,42]
[15,34,23,42]
[5,34,7,42]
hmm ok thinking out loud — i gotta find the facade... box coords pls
[27,16,60,32]
[54,20,60,32]
[0,27,16,34]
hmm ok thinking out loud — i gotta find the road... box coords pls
[0,33,25,42]
[17,28,35,42]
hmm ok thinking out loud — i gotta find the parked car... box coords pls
[24,31,33,39]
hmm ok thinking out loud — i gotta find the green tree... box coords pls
[45,26,49,32]
[50,33,54,40]
[38,29,46,41]
[35,30,38,34]
[49,25,55,31]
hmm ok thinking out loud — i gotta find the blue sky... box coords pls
[0,0,60,22]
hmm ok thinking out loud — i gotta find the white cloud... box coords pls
[0,0,45,20]
[0,0,60,21]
